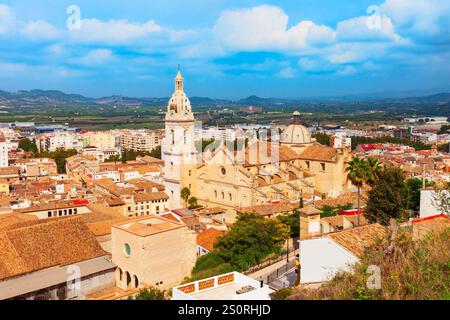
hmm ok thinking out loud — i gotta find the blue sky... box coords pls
[0,0,449,98]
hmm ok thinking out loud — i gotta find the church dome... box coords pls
[281,111,311,144]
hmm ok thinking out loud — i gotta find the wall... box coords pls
[300,237,358,284]
[420,189,449,218]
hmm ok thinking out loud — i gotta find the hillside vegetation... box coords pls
[288,227,450,300]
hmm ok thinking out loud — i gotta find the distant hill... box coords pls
[0,89,448,115]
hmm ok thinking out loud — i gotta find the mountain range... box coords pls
[0,89,449,112]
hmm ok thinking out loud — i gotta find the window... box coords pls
[306,161,310,169]
[220,167,226,176]
[214,190,217,198]
[321,163,326,171]
[69,209,72,215]
[124,243,131,256]
[188,170,192,177]
[74,208,77,215]
[48,211,52,218]
[221,192,224,199]
[229,193,232,201]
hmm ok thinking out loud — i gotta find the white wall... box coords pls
[300,237,359,284]
[420,189,449,218]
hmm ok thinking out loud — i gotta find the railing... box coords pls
[242,247,296,275]
[267,260,296,285]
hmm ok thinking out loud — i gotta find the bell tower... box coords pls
[162,67,198,209]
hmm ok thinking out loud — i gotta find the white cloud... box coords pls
[73,49,114,66]
[0,4,15,34]
[212,5,334,52]
[336,15,400,42]
[68,19,162,44]
[278,67,295,78]
[381,0,450,43]
[21,20,62,41]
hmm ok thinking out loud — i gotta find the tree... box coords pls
[18,138,37,153]
[346,157,368,226]
[404,178,434,212]
[149,145,161,159]
[35,148,78,174]
[365,158,382,186]
[319,203,353,218]
[277,209,300,238]
[188,196,201,209]
[104,154,121,162]
[312,133,330,146]
[180,187,191,207]
[215,213,289,270]
[130,287,167,300]
[432,189,450,216]
[365,167,408,225]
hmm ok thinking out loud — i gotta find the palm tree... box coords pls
[180,187,191,207]
[346,157,368,226]
[365,158,382,186]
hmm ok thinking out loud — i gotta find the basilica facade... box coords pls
[162,69,352,223]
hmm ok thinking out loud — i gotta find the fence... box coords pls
[267,260,296,284]
[242,247,296,275]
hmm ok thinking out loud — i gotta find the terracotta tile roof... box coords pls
[412,214,450,240]
[0,213,38,232]
[0,167,19,176]
[237,202,300,217]
[134,191,169,202]
[329,223,387,257]
[343,215,369,227]
[0,217,106,281]
[299,145,340,162]
[321,215,345,228]
[139,155,164,164]
[299,205,322,216]
[113,216,185,237]
[313,192,361,209]
[197,228,228,252]
[243,142,299,166]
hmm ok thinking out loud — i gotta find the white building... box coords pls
[0,133,8,167]
[330,131,352,149]
[419,189,450,218]
[119,129,162,152]
[172,272,273,300]
[37,132,84,152]
[300,224,386,284]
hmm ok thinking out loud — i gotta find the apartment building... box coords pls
[36,133,84,152]
[119,129,162,152]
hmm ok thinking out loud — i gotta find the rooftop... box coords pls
[0,217,107,281]
[197,228,228,252]
[329,223,387,257]
[113,216,185,237]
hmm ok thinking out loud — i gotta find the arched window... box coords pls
[133,275,139,289]
[229,193,232,201]
[171,129,175,145]
[214,190,217,198]
[221,192,225,199]
[125,272,132,288]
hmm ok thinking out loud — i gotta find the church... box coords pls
[162,69,352,223]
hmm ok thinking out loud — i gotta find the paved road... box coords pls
[247,252,297,282]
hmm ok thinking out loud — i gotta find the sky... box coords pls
[0,0,449,99]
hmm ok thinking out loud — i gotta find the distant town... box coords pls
[0,70,448,301]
